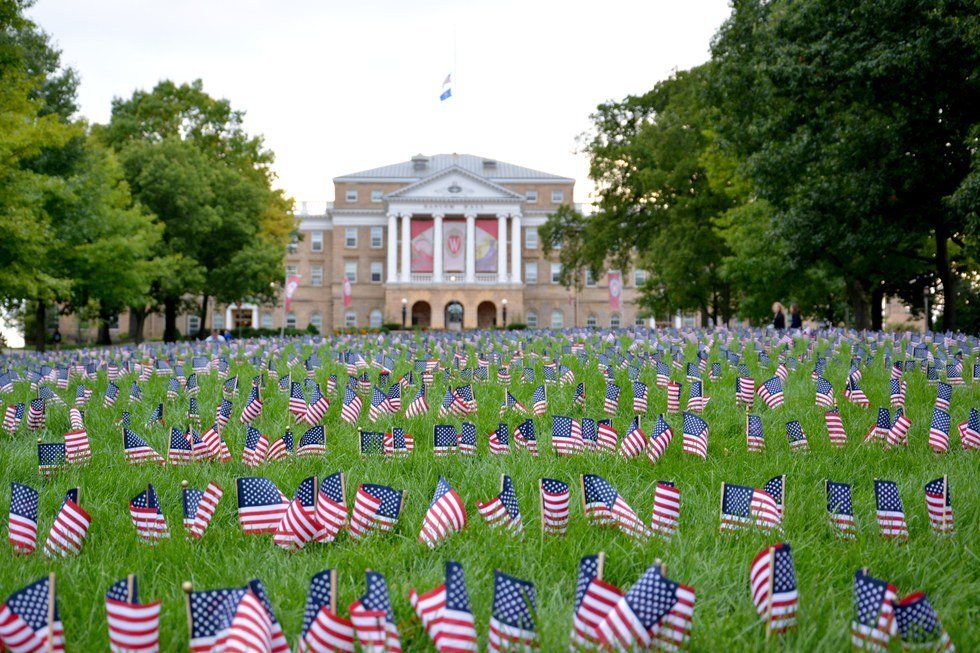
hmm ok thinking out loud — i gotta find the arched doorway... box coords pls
[477,301,496,329]
[444,302,464,331]
[411,301,431,328]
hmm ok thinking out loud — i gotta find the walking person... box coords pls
[772,302,786,330]
[789,303,802,329]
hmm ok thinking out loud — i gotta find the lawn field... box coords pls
[1,331,977,651]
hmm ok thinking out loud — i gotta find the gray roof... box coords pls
[334,153,574,183]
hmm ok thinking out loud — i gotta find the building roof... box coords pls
[334,153,574,183]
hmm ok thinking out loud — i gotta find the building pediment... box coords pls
[385,166,525,202]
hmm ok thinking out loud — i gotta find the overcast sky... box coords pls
[28,0,732,207]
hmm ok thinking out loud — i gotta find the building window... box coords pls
[526,311,538,328]
[285,264,298,277]
[585,270,596,287]
[311,265,323,287]
[370,226,383,248]
[213,313,224,330]
[634,269,648,287]
[286,312,296,329]
[345,189,358,203]
[261,313,273,329]
[610,313,621,328]
[369,309,383,329]
[371,190,383,203]
[286,236,298,254]
[586,314,597,328]
[311,230,323,252]
[344,311,356,328]
[310,312,322,332]
[187,315,200,335]
[344,261,358,284]
[345,227,357,248]
[551,310,564,329]
[525,227,538,249]
[107,314,120,329]
[635,316,646,326]
[551,189,564,203]
[551,263,562,284]
[525,190,538,203]
[370,261,383,283]
[524,262,538,284]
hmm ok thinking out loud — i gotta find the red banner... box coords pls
[342,276,352,308]
[284,274,300,312]
[608,271,622,311]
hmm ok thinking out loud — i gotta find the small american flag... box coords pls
[924,476,954,535]
[298,425,326,457]
[570,553,622,648]
[851,570,897,650]
[757,377,784,409]
[384,427,414,456]
[513,419,538,456]
[531,385,547,416]
[340,385,362,424]
[38,442,66,476]
[785,419,809,452]
[298,569,355,653]
[845,376,870,407]
[632,381,648,413]
[433,424,458,456]
[595,564,695,651]
[0,576,64,652]
[488,570,537,652]
[552,416,584,456]
[409,560,478,653]
[957,407,980,450]
[539,478,570,536]
[889,379,907,409]
[749,542,798,634]
[736,376,755,407]
[824,408,847,447]
[934,381,952,410]
[928,408,951,453]
[289,381,308,420]
[477,475,522,536]
[603,382,620,415]
[43,495,91,558]
[315,472,347,544]
[596,419,617,453]
[105,575,160,653]
[582,474,648,540]
[459,422,476,455]
[349,483,403,541]
[646,414,674,462]
[274,475,319,552]
[681,411,709,460]
[167,428,193,465]
[182,482,222,539]
[2,402,24,433]
[894,591,954,651]
[826,480,856,539]
[27,397,45,430]
[886,409,911,448]
[129,483,169,541]
[8,482,39,554]
[242,425,270,467]
[720,480,782,534]
[236,476,288,534]
[650,480,681,540]
[574,382,586,408]
[187,581,288,653]
[746,413,765,452]
[815,377,835,407]
[368,386,388,422]
[686,380,709,413]
[348,571,401,652]
[419,476,468,548]
[489,422,510,455]
[64,427,91,464]
[874,479,908,539]
[618,416,646,459]
[667,381,681,414]
[406,384,428,418]
[240,385,263,423]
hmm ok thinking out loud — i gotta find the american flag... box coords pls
[166,376,181,399]
[289,381,308,421]
[656,361,671,387]
[618,416,646,459]
[681,411,709,460]
[243,425,270,467]
[757,377,784,409]
[266,429,294,461]
[385,383,402,413]
[298,425,326,457]
[632,381,648,413]
[957,407,980,450]
[433,424,458,456]
[650,480,681,540]
[553,415,584,456]
[2,402,24,433]
[453,385,476,416]
[360,431,384,456]
[489,423,510,455]
[223,375,239,397]
[0,575,65,652]
[488,570,537,652]
[315,472,347,544]
[27,397,45,430]
[240,385,263,423]
[845,376,870,407]
[874,479,908,539]
[187,581,288,653]
[603,382,620,415]
[187,397,200,423]
[349,483,403,541]
[236,476,288,534]
[130,483,170,541]
[736,376,755,407]
[145,402,164,428]
[785,419,808,452]
[851,570,897,650]
[924,476,954,535]
[167,428,193,465]
[686,380,709,412]
[384,427,414,456]
[570,553,622,648]
[574,382,586,408]
[75,384,92,407]
[580,418,597,450]
[582,474,648,540]
[646,414,674,462]
[595,564,695,651]
[531,385,547,416]
[186,373,199,396]
[826,480,856,539]
[404,383,429,419]
[419,476,468,548]
[459,422,476,455]
[720,482,782,534]
[38,442,65,476]
[894,591,954,652]
[815,377,835,407]
[746,413,765,452]
[201,424,232,462]
[214,398,233,429]
[749,542,798,634]
[63,426,91,464]
[340,385,362,424]
[43,496,91,558]
[477,475,522,536]
[369,386,388,422]
[513,419,538,456]
[67,407,84,430]
[928,408,950,453]
[596,419,618,453]
[122,429,164,465]
[298,569,355,653]
[886,409,911,448]
[822,408,846,447]
[129,381,142,404]
[182,481,223,539]
[539,478,570,536]
[105,575,160,653]
[274,475,319,552]
[889,379,907,409]
[409,560,478,653]
[934,381,952,411]
[348,571,401,653]
[8,482,38,555]
[667,381,681,414]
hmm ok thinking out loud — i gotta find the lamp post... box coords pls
[502,298,508,328]
[401,297,408,328]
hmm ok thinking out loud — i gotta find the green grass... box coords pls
[1,338,977,651]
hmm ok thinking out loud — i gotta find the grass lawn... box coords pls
[1,333,977,651]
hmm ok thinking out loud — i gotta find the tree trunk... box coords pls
[197,295,210,339]
[97,319,112,345]
[936,226,955,332]
[721,284,732,326]
[163,297,178,342]
[128,307,147,344]
[711,292,719,328]
[845,279,871,330]
[699,305,709,328]
[870,285,885,331]
[34,301,46,353]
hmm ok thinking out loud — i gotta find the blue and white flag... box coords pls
[440,73,452,101]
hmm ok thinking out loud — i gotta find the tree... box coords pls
[709,0,979,330]
[102,80,294,341]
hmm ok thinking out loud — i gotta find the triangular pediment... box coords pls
[385,166,525,201]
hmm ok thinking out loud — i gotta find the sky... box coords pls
[4,0,731,347]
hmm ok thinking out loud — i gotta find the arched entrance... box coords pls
[411,301,431,328]
[477,301,496,329]
[444,302,464,331]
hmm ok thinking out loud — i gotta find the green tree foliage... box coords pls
[102,80,294,341]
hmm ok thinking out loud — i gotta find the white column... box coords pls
[432,213,444,283]
[511,213,522,284]
[400,212,412,283]
[386,212,398,282]
[496,213,508,283]
[464,212,476,283]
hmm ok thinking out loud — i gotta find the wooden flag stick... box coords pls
[538,479,546,535]
[127,573,135,604]
[579,475,588,519]
[596,551,605,581]
[942,474,948,535]
[183,581,194,642]
[46,573,55,653]
[330,568,338,616]
[719,482,726,534]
